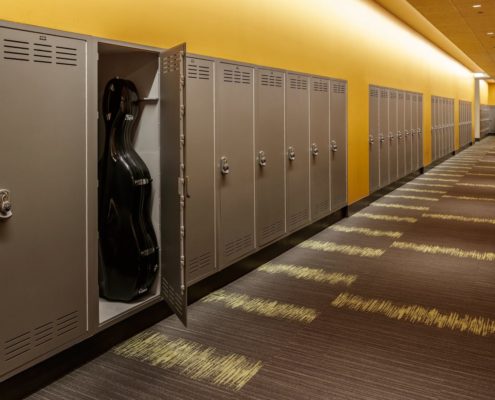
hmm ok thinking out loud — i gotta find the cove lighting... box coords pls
[473,4,482,8]
[474,72,489,78]
[487,32,494,36]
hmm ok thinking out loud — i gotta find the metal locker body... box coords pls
[411,93,418,170]
[310,77,330,220]
[431,97,436,161]
[0,27,87,377]
[255,69,286,246]
[397,91,406,178]
[216,62,255,268]
[442,99,447,156]
[286,74,310,232]
[418,95,423,167]
[185,57,216,284]
[388,90,398,182]
[379,88,389,187]
[330,80,347,211]
[405,92,412,173]
[369,86,380,192]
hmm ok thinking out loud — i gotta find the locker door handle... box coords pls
[311,143,319,157]
[220,156,230,175]
[288,146,296,161]
[398,131,402,139]
[330,140,338,152]
[412,129,416,135]
[405,130,409,136]
[388,132,394,141]
[379,134,385,143]
[418,129,422,135]
[0,189,12,220]
[369,135,374,145]
[258,150,267,167]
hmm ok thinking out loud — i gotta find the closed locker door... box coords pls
[310,77,330,220]
[255,69,286,246]
[431,97,437,161]
[439,98,444,156]
[397,91,406,178]
[216,62,255,268]
[418,95,423,167]
[286,74,310,232]
[405,92,412,173]
[388,90,398,182]
[185,57,215,284]
[0,28,87,377]
[379,88,389,187]
[369,87,380,192]
[450,100,454,152]
[411,93,418,170]
[330,80,347,211]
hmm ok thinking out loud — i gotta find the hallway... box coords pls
[30,138,495,400]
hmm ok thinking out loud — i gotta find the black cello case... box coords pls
[98,77,159,302]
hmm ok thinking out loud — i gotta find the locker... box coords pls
[255,69,286,246]
[397,91,406,178]
[431,97,437,161]
[216,62,255,268]
[440,98,445,157]
[330,80,348,211]
[369,86,380,192]
[418,95,423,167]
[405,92,412,173]
[450,99,454,152]
[286,74,310,232]
[0,27,88,377]
[310,77,330,220]
[388,90,398,182]
[411,93,418,170]
[184,57,216,284]
[379,88,389,187]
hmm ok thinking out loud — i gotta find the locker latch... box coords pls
[379,134,385,144]
[0,189,12,220]
[398,131,403,139]
[405,130,409,136]
[220,156,230,175]
[330,140,338,152]
[311,143,319,157]
[258,151,267,167]
[369,135,375,145]
[288,146,296,161]
[388,132,394,141]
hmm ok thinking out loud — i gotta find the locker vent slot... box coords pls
[289,208,309,228]
[390,91,397,99]
[261,73,283,88]
[224,234,253,258]
[163,52,181,74]
[3,38,30,61]
[332,82,345,94]
[189,252,213,274]
[2,310,79,363]
[289,77,307,90]
[398,92,404,100]
[369,88,378,97]
[313,80,328,92]
[34,43,53,64]
[187,64,210,80]
[380,91,388,99]
[223,69,251,84]
[261,220,284,241]
[316,200,330,215]
[55,46,77,66]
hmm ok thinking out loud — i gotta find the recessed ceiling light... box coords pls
[487,32,495,35]
[473,4,482,8]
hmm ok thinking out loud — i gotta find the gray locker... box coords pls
[431,97,437,161]
[330,80,347,211]
[397,91,406,178]
[411,93,418,170]
[216,62,255,268]
[405,92,412,173]
[388,90,398,182]
[369,86,380,192]
[379,88,389,187]
[184,57,216,284]
[255,69,286,246]
[286,74,310,232]
[418,95,423,167]
[0,27,87,377]
[310,77,330,220]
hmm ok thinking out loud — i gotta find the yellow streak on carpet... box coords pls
[299,240,385,258]
[258,263,357,286]
[442,194,495,202]
[385,194,439,202]
[417,177,459,183]
[331,293,495,337]
[353,212,417,223]
[330,225,403,238]
[425,172,463,177]
[406,182,453,188]
[456,182,495,189]
[391,241,495,262]
[371,203,429,211]
[468,173,495,177]
[396,188,446,194]
[422,213,495,225]
[113,331,263,391]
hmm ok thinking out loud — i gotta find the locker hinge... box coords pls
[180,105,185,120]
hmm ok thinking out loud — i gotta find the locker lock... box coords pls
[220,156,230,175]
[0,189,12,220]
[258,150,267,167]
[369,135,375,145]
[311,143,319,157]
[288,146,296,161]
[398,131,403,139]
[411,129,416,136]
[418,129,422,135]
[405,130,409,136]
[379,134,385,143]
[330,140,338,152]
[388,132,394,141]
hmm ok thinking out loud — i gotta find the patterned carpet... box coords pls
[28,138,495,400]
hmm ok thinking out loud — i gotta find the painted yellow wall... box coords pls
[1,0,475,203]
[480,80,489,105]
[488,83,495,106]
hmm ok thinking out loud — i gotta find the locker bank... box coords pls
[1,1,495,399]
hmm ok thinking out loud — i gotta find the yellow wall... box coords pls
[480,80,489,105]
[1,0,475,203]
[488,83,495,106]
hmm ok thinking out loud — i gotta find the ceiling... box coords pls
[407,0,495,78]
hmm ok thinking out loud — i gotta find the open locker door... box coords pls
[160,43,188,326]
